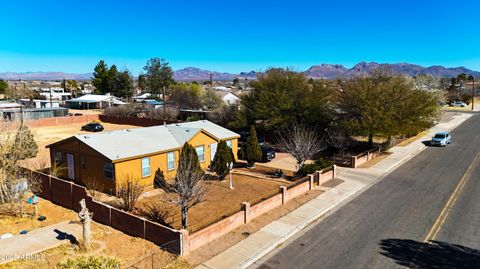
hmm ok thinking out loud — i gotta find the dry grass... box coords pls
[396,130,430,147]
[134,174,285,232]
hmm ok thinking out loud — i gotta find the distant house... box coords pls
[47,120,240,192]
[142,99,163,109]
[0,101,23,110]
[66,94,127,109]
[221,92,240,105]
[19,99,60,108]
[2,107,68,121]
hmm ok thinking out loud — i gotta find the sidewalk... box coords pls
[195,112,473,269]
[0,221,82,265]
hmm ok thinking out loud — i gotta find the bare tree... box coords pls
[0,120,41,216]
[84,176,104,201]
[327,126,351,157]
[116,176,144,212]
[276,123,329,171]
[155,160,206,229]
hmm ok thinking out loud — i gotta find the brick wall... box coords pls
[99,115,178,127]
[351,147,382,168]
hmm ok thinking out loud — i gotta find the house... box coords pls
[66,94,127,109]
[2,107,68,121]
[221,92,240,105]
[19,99,61,108]
[141,99,163,109]
[46,120,240,192]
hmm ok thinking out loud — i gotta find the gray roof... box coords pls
[72,120,239,161]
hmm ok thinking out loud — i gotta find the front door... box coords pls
[67,153,75,180]
[210,143,218,161]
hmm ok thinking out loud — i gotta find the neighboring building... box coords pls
[142,99,163,109]
[66,94,127,109]
[1,107,68,121]
[0,101,23,110]
[19,99,61,108]
[46,120,240,192]
[221,92,240,105]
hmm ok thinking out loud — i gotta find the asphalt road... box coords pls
[257,114,480,269]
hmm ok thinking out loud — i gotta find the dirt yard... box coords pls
[111,174,290,233]
[0,198,186,269]
[24,121,139,168]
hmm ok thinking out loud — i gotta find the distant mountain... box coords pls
[305,62,480,79]
[0,72,92,80]
[1,62,478,81]
[173,67,256,81]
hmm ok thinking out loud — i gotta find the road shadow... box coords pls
[379,238,480,268]
[53,228,78,245]
[422,141,431,147]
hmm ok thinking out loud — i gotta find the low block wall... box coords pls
[28,114,100,128]
[28,169,183,255]
[185,166,336,254]
[99,115,178,127]
[351,147,382,168]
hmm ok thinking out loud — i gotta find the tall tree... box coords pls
[92,60,111,94]
[211,140,234,179]
[0,79,8,94]
[143,58,174,94]
[337,70,440,145]
[244,126,262,167]
[235,68,332,131]
[112,70,134,98]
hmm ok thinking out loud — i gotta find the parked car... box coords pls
[260,144,276,162]
[450,101,467,107]
[430,132,451,146]
[81,122,104,132]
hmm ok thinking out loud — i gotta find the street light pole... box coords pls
[228,162,233,190]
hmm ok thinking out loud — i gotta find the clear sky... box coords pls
[1,0,479,74]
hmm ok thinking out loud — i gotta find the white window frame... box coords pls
[141,157,151,177]
[196,145,205,162]
[167,152,175,171]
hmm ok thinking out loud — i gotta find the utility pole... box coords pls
[49,87,53,108]
[209,73,213,88]
[163,86,166,124]
[472,78,475,111]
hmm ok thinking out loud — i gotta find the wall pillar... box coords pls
[242,202,251,223]
[317,170,323,186]
[309,175,314,190]
[180,229,190,256]
[333,165,337,179]
[280,186,288,204]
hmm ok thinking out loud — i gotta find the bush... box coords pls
[57,255,120,269]
[298,158,334,176]
[211,140,234,179]
[244,126,262,167]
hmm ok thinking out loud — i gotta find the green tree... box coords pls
[210,140,234,179]
[112,70,134,98]
[178,142,202,174]
[235,68,332,131]
[143,58,174,94]
[138,74,147,92]
[337,70,440,145]
[244,126,262,167]
[170,83,202,109]
[201,89,222,110]
[0,79,7,94]
[92,60,111,94]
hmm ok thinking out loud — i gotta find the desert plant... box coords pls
[83,176,104,200]
[116,176,144,211]
[210,141,234,179]
[57,255,120,269]
[138,200,174,228]
[244,126,262,167]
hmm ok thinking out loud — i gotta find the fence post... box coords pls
[242,202,250,223]
[280,186,288,204]
[333,165,337,180]
[317,170,323,186]
[351,156,357,168]
[309,175,314,190]
[180,229,190,256]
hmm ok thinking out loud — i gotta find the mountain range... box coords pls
[1,62,479,81]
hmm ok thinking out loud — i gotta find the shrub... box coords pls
[57,255,120,269]
[244,126,262,167]
[298,158,334,176]
[211,141,234,179]
[138,200,174,228]
[116,176,144,212]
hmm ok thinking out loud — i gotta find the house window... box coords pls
[54,151,63,165]
[142,157,151,177]
[226,140,232,148]
[104,162,114,179]
[167,152,175,171]
[196,146,205,162]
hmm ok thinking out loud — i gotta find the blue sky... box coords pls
[0,0,479,74]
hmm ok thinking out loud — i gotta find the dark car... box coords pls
[260,144,276,162]
[81,122,104,132]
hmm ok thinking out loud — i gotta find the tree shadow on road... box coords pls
[379,238,480,268]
